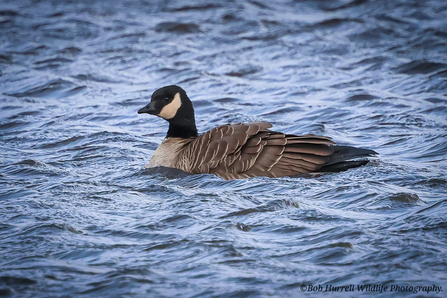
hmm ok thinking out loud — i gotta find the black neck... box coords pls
[166,118,198,138]
[164,88,198,138]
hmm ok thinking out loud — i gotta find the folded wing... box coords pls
[182,122,338,179]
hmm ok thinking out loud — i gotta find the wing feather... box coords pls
[178,121,341,179]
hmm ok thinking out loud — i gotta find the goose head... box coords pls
[138,85,198,138]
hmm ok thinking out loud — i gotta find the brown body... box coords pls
[147,121,338,180]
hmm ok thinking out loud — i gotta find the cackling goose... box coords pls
[137,85,377,180]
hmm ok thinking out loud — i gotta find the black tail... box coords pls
[319,146,377,173]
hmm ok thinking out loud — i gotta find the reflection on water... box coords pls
[1,0,447,296]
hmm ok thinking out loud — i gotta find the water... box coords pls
[1,0,446,297]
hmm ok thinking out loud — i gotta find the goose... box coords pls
[138,85,377,180]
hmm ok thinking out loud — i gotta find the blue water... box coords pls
[1,0,446,297]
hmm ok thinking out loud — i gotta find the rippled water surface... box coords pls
[1,0,447,297]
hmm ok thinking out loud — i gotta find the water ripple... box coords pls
[1,0,446,296]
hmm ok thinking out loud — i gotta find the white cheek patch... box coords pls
[157,92,182,119]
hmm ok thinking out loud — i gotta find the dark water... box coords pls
[1,0,447,297]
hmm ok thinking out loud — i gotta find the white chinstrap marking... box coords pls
[157,92,182,119]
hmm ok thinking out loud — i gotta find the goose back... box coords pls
[148,121,337,180]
